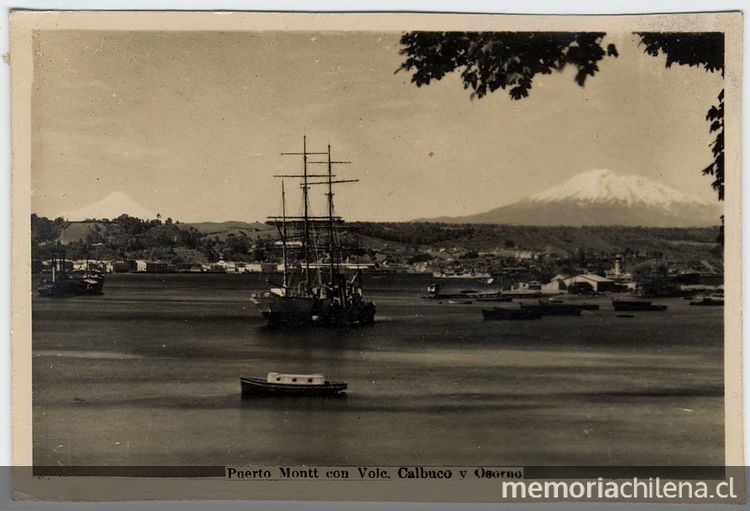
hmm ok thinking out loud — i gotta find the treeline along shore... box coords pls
[31,214,722,288]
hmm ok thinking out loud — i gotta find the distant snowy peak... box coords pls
[56,192,157,221]
[529,169,714,208]
[423,168,722,226]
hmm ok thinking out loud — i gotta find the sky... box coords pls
[30,30,725,222]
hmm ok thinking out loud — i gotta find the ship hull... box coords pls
[251,293,376,326]
[251,294,317,326]
[327,301,376,326]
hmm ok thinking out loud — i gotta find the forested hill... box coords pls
[31,214,721,264]
[347,222,722,261]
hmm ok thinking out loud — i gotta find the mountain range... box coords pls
[50,169,722,228]
[425,169,722,227]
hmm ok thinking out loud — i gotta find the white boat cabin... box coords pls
[266,372,325,385]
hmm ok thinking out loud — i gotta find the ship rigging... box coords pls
[250,137,376,326]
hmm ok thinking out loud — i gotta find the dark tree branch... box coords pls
[636,32,724,75]
[398,32,615,100]
[702,89,724,201]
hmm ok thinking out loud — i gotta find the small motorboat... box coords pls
[612,299,667,312]
[422,283,509,302]
[482,307,542,320]
[689,295,724,306]
[241,372,347,397]
[475,294,513,302]
[520,300,583,316]
[578,303,600,311]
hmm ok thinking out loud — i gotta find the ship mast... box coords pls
[277,138,357,288]
[308,146,357,284]
[302,136,310,290]
[281,181,288,289]
[326,145,335,282]
[279,136,328,291]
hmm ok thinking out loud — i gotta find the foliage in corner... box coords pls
[398,32,617,100]
[636,32,724,74]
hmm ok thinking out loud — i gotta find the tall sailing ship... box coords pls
[250,137,376,326]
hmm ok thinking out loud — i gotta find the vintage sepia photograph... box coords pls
[9,10,743,502]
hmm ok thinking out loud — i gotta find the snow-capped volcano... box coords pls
[55,192,157,221]
[427,169,722,227]
[529,169,714,208]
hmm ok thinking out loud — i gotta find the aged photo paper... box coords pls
[9,10,745,503]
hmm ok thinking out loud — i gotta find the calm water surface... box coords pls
[32,273,724,467]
